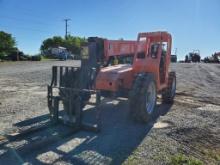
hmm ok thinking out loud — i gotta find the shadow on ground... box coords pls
[0,99,173,165]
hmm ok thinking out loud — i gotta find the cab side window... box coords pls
[150,43,159,58]
[162,42,168,57]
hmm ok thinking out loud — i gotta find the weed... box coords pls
[169,154,203,165]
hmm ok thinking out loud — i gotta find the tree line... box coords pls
[0,31,17,59]
[40,35,86,56]
[0,30,86,61]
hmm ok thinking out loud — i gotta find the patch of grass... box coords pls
[201,148,220,161]
[152,154,166,161]
[41,55,57,61]
[41,55,51,61]
[169,154,203,165]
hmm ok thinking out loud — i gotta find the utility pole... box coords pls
[64,18,71,39]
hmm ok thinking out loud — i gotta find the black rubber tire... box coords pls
[129,73,157,123]
[162,72,176,103]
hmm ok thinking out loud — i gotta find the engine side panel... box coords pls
[95,64,134,92]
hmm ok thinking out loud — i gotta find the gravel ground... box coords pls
[0,61,219,165]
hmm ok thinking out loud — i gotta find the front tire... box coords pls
[129,73,157,123]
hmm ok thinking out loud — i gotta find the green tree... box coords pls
[40,36,64,51]
[0,31,16,59]
[40,35,86,55]
[64,36,86,54]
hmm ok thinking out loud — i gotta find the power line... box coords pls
[63,18,71,39]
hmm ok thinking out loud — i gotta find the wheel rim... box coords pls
[146,82,156,114]
[171,78,176,97]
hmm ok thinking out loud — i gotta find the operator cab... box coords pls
[106,55,134,66]
[149,42,168,83]
[133,32,172,90]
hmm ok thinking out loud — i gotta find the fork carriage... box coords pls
[47,66,101,132]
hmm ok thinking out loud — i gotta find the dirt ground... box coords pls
[0,61,219,165]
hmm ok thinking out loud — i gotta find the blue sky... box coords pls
[0,0,219,59]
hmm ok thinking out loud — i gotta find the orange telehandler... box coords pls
[48,31,176,131]
[0,32,175,146]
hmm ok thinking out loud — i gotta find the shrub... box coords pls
[169,154,203,165]
[0,52,7,60]
[31,55,42,61]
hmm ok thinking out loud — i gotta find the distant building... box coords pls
[215,52,220,56]
[51,47,67,55]
[44,47,73,60]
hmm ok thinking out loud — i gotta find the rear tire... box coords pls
[162,72,176,103]
[129,73,157,123]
